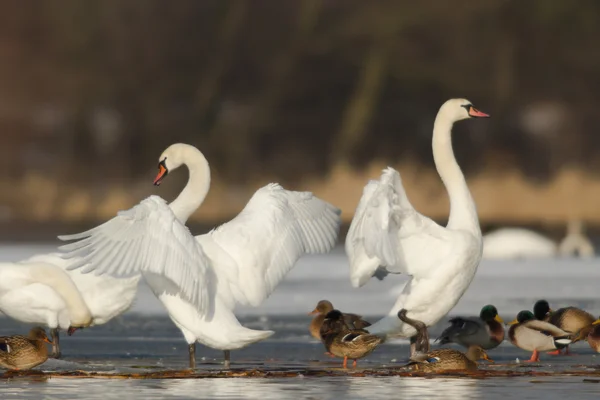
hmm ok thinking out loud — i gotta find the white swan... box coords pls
[0,258,93,357]
[482,228,557,259]
[345,98,489,347]
[59,143,341,367]
[483,220,594,260]
[0,253,139,357]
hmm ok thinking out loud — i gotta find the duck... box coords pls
[320,310,382,368]
[533,299,597,355]
[59,143,341,368]
[0,252,139,358]
[587,319,600,352]
[308,300,371,341]
[407,346,492,372]
[0,327,52,370]
[345,99,489,355]
[508,310,572,362]
[437,305,505,350]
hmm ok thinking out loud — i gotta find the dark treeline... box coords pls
[1,0,600,186]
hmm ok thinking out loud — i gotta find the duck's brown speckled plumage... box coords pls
[320,310,381,368]
[309,300,371,340]
[587,322,600,352]
[549,307,597,342]
[0,327,51,370]
[408,346,491,372]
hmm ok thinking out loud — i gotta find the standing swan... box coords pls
[59,143,341,368]
[345,99,489,351]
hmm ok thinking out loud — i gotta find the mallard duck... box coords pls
[533,300,552,321]
[308,300,371,340]
[533,299,597,355]
[320,310,382,368]
[508,310,572,362]
[587,319,600,352]
[0,327,52,370]
[408,345,492,372]
[437,305,504,350]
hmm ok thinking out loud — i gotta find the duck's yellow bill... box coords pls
[495,315,504,323]
[308,309,319,315]
[592,319,600,326]
[507,319,518,325]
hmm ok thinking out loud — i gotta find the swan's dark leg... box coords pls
[188,343,196,369]
[398,309,430,354]
[223,350,231,369]
[51,328,61,359]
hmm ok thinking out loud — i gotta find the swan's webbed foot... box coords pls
[188,343,196,369]
[223,350,231,369]
[50,328,61,359]
[398,309,430,355]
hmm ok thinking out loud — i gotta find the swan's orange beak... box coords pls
[468,107,490,118]
[154,162,168,186]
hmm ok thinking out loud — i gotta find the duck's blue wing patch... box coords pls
[426,357,440,363]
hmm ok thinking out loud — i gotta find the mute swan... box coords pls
[482,228,556,259]
[345,98,489,351]
[0,259,93,357]
[0,253,139,357]
[483,220,594,260]
[59,143,341,368]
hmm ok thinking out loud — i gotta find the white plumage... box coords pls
[346,99,489,341]
[59,143,341,367]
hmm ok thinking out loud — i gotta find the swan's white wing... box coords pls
[346,167,454,287]
[57,195,211,315]
[202,183,341,307]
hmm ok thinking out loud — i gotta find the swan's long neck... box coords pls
[432,116,480,234]
[169,148,211,223]
[27,263,92,326]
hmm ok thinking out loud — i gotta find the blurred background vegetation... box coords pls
[1,0,600,239]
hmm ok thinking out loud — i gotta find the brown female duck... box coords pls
[320,310,382,368]
[408,346,492,372]
[309,300,371,340]
[533,299,597,355]
[0,327,52,370]
[587,319,600,352]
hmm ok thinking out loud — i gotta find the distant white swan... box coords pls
[0,253,139,357]
[345,98,489,349]
[59,143,341,368]
[482,228,557,259]
[483,220,594,260]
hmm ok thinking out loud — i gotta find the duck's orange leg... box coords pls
[547,349,562,356]
[352,359,357,368]
[525,349,540,362]
[342,356,348,368]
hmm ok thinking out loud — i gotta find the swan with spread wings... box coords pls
[59,143,341,368]
[345,99,490,355]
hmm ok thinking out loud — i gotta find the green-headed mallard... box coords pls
[408,345,492,372]
[437,304,504,350]
[320,310,382,368]
[587,319,600,352]
[508,310,572,362]
[0,327,51,370]
[309,300,371,340]
[533,299,597,355]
